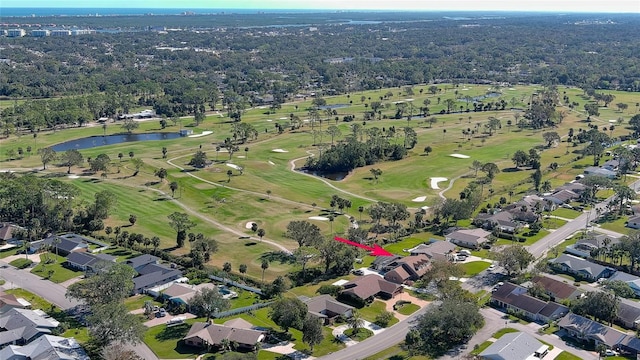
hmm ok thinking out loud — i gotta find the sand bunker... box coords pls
[279,117,288,120]
[461,88,469,91]
[268,161,275,165]
[450,154,470,159]
[412,196,427,202]
[237,155,245,159]
[430,177,448,190]
[266,119,273,122]
[508,88,516,90]
[272,149,289,153]
[68,175,80,179]
[226,163,242,170]
[188,130,213,138]
[421,206,430,211]
[609,119,618,123]
[245,221,256,229]
[308,216,329,221]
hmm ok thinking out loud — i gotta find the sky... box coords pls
[2,0,639,13]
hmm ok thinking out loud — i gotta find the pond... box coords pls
[316,104,350,110]
[301,169,349,181]
[51,132,182,151]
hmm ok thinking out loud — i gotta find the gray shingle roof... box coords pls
[551,254,614,279]
[479,332,547,360]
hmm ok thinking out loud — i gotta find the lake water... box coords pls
[51,132,181,151]
[301,169,349,181]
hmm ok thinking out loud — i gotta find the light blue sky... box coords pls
[2,0,639,13]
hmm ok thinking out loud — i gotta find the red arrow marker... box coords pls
[334,236,394,256]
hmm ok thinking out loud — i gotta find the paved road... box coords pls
[0,260,160,360]
[319,303,432,360]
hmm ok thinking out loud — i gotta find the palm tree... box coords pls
[257,228,265,241]
[227,169,233,182]
[52,237,61,261]
[239,264,247,281]
[329,215,335,234]
[358,206,364,222]
[169,181,178,197]
[347,310,364,335]
[223,262,232,279]
[261,259,269,282]
[244,147,249,159]
[151,236,160,254]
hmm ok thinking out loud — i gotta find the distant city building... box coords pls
[31,29,50,37]
[7,29,26,37]
[71,29,95,36]
[50,30,72,37]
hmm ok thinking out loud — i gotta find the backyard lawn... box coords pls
[460,261,491,276]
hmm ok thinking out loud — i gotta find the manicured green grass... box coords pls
[358,301,389,322]
[31,253,81,283]
[4,288,54,311]
[383,236,439,255]
[397,303,420,316]
[598,215,631,234]
[344,327,374,341]
[0,246,23,259]
[491,327,519,338]
[495,230,549,246]
[554,351,583,360]
[542,218,567,230]
[143,322,202,359]
[471,340,493,355]
[9,258,33,269]
[551,207,582,219]
[362,343,430,360]
[460,261,491,276]
[125,294,163,312]
[62,327,90,343]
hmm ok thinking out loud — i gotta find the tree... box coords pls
[227,169,233,182]
[270,297,308,332]
[130,158,143,176]
[370,168,382,182]
[417,260,464,288]
[584,103,600,117]
[239,263,247,280]
[128,214,137,226]
[168,212,196,248]
[423,146,432,156]
[603,280,635,298]
[121,119,139,133]
[261,259,269,282]
[486,117,501,136]
[189,151,208,168]
[37,147,57,170]
[223,261,232,277]
[481,162,500,179]
[90,153,111,173]
[511,150,529,169]
[572,291,619,325]
[189,287,231,322]
[613,184,636,215]
[302,315,324,351]
[151,236,160,253]
[531,169,542,191]
[154,168,167,182]
[286,220,323,247]
[470,160,483,177]
[93,190,117,219]
[542,131,561,147]
[495,245,534,276]
[326,125,341,145]
[60,149,83,174]
[169,181,179,197]
[348,309,365,333]
[407,299,483,357]
[161,147,168,159]
[257,228,265,241]
[86,302,145,347]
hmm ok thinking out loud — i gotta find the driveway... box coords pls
[143,312,197,327]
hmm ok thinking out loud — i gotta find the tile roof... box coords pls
[184,322,264,347]
[304,295,353,317]
[532,276,579,299]
[341,274,402,300]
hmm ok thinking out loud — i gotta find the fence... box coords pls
[209,275,263,296]
[212,302,272,319]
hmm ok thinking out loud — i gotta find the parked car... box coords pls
[352,269,364,276]
[459,250,471,256]
[488,264,496,271]
[605,349,619,356]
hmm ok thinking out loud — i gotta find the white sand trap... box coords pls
[430,177,448,190]
[268,161,275,165]
[245,221,256,229]
[188,130,213,138]
[405,98,414,101]
[412,196,427,202]
[308,216,329,221]
[217,148,229,152]
[508,88,516,90]
[237,155,245,158]
[609,119,618,123]
[279,117,288,120]
[461,88,469,90]
[68,175,80,179]
[266,119,273,122]
[272,149,289,153]
[450,154,470,159]
[226,163,242,170]
[421,206,430,210]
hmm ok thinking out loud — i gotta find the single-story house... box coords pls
[183,319,265,351]
[0,291,27,315]
[627,215,640,230]
[550,254,616,282]
[584,166,617,179]
[29,235,88,256]
[383,255,431,285]
[479,331,549,360]
[474,211,521,234]
[303,295,354,325]
[531,276,581,301]
[608,271,640,297]
[0,334,89,360]
[558,313,631,351]
[491,282,569,322]
[370,255,402,271]
[125,254,160,272]
[408,240,456,261]
[132,264,182,295]
[565,233,620,258]
[602,159,620,172]
[556,182,587,194]
[0,308,59,347]
[543,189,579,206]
[65,252,116,272]
[340,274,403,302]
[0,223,22,244]
[162,282,217,306]
[445,228,492,249]
[617,298,640,330]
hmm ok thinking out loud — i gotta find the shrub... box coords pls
[317,285,342,297]
[375,311,395,327]
[10,258,33,269]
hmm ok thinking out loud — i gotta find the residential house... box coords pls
[543,189,579,207]
[0,335,89,360]
[531,276,581,301]
[627,215,640,230]
[445,228,492,249]
[556,181,587,194]
[65,252,116,272]
[491,282,569,322]
[340,274,403,302]
[183,319,265,350]
[0,291,27,315]
[29,235,88,256]
[550,254,616,282]
[504,195,543,223]
[370,255,402,271]
[125,254,182,295]
[408,240,456,261]
[608,272,640,297]
[565,233,620,258]
[125,254,160,272]
[616,298,640,330]
[383,255,431,285]
[302,295,354,325]
[602,159,620,172]
[479,331,549,360]
[0,308,59,347]
[584,166,617,179]
[474,211,521,234]
[0,223,21,245]
[557,313,632,351]
[162,283,217,306]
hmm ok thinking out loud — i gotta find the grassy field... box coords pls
[1,84,639,282]
[30,253,81,283]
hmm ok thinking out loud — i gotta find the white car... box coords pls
[605,349,619,356]
[488,264,496,271]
